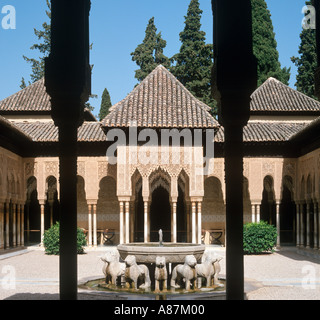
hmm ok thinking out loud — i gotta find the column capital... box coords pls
[118,197,131,203]
[87,200,98,205]
[190,197,203,203]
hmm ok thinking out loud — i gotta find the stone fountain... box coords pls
[79,230,226,299]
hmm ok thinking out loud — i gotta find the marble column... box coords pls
[313,200,318,249]
[144,201,148,243]
[125,201,130,244]
[197,202,202,245]
[87,204,92,247]
[172,201,177,243]
[119,201,124,244]
[251,204,256,223]
[12,202,16,247]
[186,201,191,243]
[5,202,9,247]
[276,202,280,248]
[306,202,311,248]
[192,202,196,244]
[16,204,20,246]
[0,202,4,250]
[20,204,24,247]
[40,203,45,246]
[296,202,300,247]
[256,204,261,223]
[300,202,305,247]
[130,202,135,243]
[93,204,97,247]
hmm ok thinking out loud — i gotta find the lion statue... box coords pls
[154,256,168,292]
[124,255,151,290]
[196,252,223,288]
[170,255,197,291]
[101,251,125,286]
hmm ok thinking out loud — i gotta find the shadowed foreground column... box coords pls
[45,0,91,300]
[212,0,257,300]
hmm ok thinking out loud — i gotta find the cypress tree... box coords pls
[131,17,170,82]
[99,88,112,121]
[170,0,216,115]
[251,0,291,86]
[291,1,317,99]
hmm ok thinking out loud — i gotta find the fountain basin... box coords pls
[117,242,206,264]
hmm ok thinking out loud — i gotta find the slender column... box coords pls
[186,202,190,242]
[317,201,320,251]
[6,202,9,248]
[12,202,16,247]
[276,202,280,248]
[143,201,148,243]
[40,203,45,246]
[130,202,134,243]
[306,202,311,248]
[0,202,4,250]
[301,203,305,247]
[20,204,24,247]
[172,202,177,243]
[314,201,318,249]
[192,202,196,244]
[93,204,97,247]
[296,203,300,247]
[119,202,124,244]
[125,201,130,244]
[251,205,256,223]
[256,204,260,223]
[87,204,92,247]
[197,202,202,244]
[17,204,20,246]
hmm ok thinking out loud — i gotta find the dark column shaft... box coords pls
[224,124,244,300]
[58,124,78,300]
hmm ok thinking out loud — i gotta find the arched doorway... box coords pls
[280,176,296,245]
[45,176,59,230]
[25,176,40,245]
[261,175,276,225]
[150,186,171,242]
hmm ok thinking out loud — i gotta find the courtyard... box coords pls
[0,245,320,300]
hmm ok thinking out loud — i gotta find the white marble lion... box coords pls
[154,256,168,292]
[170,255,197,291]
[124,255,151,290]
[101,251,126,286]
[196,251,222,288]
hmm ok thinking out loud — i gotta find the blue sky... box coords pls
[0,1,309,117]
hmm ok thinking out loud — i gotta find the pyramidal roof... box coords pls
[0,78,51,112]
[250,77,320,114]
[101,65,219,129]
[0,78,96,121]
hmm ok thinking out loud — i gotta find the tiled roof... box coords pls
[215,121,309,143]
[0,115,32,141]
[250,78,320,113]
[0,78,96,121]
[0,79,50,112]
[101,65,219,129]
[13,121,106,142]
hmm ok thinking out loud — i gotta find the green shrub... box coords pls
[243,221,277,254]
[43,222,87,255]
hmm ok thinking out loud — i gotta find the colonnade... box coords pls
[116,198,203,245]
[296,200,320,249]
[0,201,25,250]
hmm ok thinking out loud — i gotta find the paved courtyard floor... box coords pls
[0,245,320,300]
